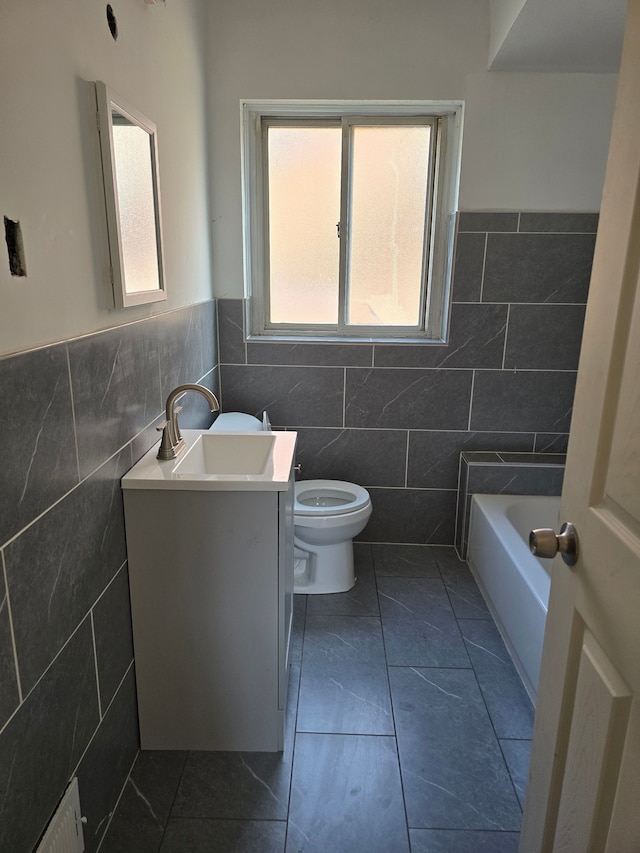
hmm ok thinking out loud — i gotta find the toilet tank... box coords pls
[209,412,263,431]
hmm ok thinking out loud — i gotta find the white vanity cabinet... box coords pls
[121,430,296,752]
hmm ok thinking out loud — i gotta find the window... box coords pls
[241,101,463,341]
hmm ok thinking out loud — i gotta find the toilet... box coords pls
[209,412,372,595]
[293,479,372,594]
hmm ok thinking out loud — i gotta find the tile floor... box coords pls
[101,544,534,853]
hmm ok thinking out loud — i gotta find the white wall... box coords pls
[205,0,617,298]
[0,0,212,357]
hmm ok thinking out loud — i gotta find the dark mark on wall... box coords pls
[4,216,27,277]
[106,4,118,40]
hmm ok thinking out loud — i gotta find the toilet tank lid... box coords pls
[209,412,262,431]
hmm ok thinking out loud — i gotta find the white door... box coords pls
[519,2,640,851]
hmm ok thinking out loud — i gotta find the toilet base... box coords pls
[293,539,356,594]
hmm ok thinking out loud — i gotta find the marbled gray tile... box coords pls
[374,304,507,369]
[452,232,485,302]
[294,427,406,487]
[0,569,19,728]
[363,488,456,545]
[161,819,286,852]
[434,549,491,619]
[466,462,564,497]
[459,619,534,739]
[77,667,140,853]
[69,320,161,479]
[198,299,218,374]
[286,733,409,853]
[297,615,392,735]
[158,305,206,402]
[534,432,569,453]
[470,370,577,433]
[0,344,78,546]
[497,452,566,465]
[377,577,469,667]
[93,565,134,710]
[504,304,586,371]
[372,543,441,577]
[483,233,595,303]
[217,298,246,365]
[407,430,534,490]
[389,666,522,830]
[248,340,372,367]
[458,212,519,233]
[305,543,378,617]
[500,739,532,808]
[131,414,164,464]
[345,368,472,430]
[5,448,129,693]
[172,750,293,821]
[290,594,307,663]
[409,829,520,852]
[101,751,188,853]
[0,618,99,853]
[220,365,344,427]
[518,212,599,233]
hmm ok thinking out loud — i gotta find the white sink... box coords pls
[121,429,297,492]
[174,432,276,475]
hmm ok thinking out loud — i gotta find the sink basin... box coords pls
[174,432,276,476]
[121,429,297,492]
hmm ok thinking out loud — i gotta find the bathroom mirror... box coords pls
[94,81,167,308]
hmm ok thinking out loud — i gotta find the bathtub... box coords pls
[466,493,561,704]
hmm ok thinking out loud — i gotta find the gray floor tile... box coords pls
[297,615,393,734]
[434,550,491,619]
[409,828,520,852]
[305,544,379,617]
[377,577,470,667]
[160,818,286,852]
[500,739,532,808]
[290,595,307,663]
[101,751,187,853]
[171,751,292,821]
[389,666,522,831]
[459,620,534,739]
[286,733,410,853]
[372,543,441,577]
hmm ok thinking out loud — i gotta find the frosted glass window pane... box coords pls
[347,126,430,326]
[268,127,341,324]
[112,121,160,293]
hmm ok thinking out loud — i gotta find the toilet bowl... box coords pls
[294,479,372,594]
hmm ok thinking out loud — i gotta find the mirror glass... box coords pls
[95,82,167,308]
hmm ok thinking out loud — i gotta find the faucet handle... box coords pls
[156,419,168,432]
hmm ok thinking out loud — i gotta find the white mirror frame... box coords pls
[94,81,167,308]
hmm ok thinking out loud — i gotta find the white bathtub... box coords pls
[466,493,561,704]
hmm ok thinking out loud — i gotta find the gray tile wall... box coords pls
[0,301,218,853]
[455,451,567,557]
[218,211,596,545]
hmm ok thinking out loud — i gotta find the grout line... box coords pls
[2,549,23,705]
[404,431,410,488]
[342,367,347,428]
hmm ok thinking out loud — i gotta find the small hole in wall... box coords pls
[4,216,27,277]
[106,4,118,40]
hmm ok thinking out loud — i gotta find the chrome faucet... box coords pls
[157,383,220,460]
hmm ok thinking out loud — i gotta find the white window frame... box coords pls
[240,100,464,343]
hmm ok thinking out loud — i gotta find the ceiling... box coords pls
[489,0,626,72]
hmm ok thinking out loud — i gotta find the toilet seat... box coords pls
[294,479,370,517]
